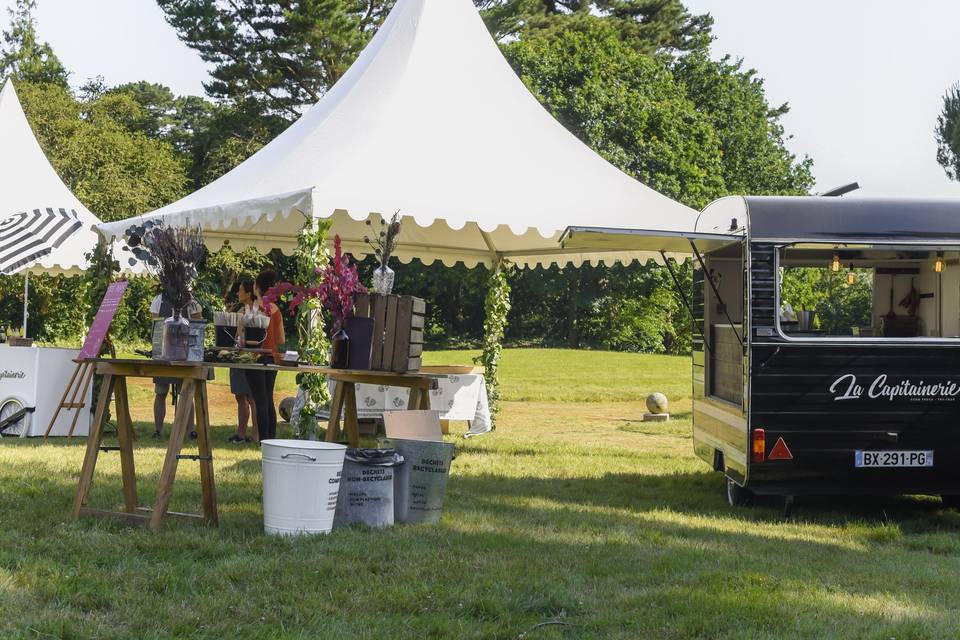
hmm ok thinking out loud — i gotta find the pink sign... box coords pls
[78,281,128,360]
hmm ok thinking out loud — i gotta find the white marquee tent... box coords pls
[97,0,697,268]
[0,79,109,337]
[0,80,102,277]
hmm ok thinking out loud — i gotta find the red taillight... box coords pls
[752,428,766,463]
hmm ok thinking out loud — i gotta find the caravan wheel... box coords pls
[0,397,30,438]
[941,495,960,510]
[725,477,754,507]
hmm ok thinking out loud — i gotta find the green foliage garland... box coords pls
[292,217,332,439]
[475,260,512,426]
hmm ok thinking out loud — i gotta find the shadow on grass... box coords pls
[0,449,958,637]
[449,469,960,532]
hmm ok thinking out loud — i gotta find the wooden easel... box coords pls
[72,359,217,532]
[44,339,119,440]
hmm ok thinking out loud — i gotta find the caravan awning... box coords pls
[561,227,741,255]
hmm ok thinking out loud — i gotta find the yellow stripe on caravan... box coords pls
[695,400,747,434]
[693,427,747,466]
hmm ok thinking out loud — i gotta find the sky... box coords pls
[4,0,960,198]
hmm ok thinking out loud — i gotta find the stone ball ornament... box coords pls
[646,392,668,415]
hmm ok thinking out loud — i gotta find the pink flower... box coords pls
[261,235,367,333]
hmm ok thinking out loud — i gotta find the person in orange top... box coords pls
[245,270,285,441]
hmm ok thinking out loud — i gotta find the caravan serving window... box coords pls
[777,244,960,340]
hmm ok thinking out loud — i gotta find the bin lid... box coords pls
[261,439,347,462]
[345,448,404,466]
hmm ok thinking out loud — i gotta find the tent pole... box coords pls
[22,271,29,339]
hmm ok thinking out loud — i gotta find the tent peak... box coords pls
[98,0,696,269]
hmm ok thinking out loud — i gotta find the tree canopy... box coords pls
[0,0,815,354]
[0,0,67,88]
[156,0,396,119]
[503,19,813,209]
[157,0,712,122]
[478,0,712,53]
[936,83,960,182]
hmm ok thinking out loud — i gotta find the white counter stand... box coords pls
[0,345,91,437]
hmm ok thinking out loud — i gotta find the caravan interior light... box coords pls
[935,251,945,273]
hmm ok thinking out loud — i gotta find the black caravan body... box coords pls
[563,196,960,502]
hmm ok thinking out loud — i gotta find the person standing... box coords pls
[245,270,284,442]
[228,279,259,443]
[150,293,203,439]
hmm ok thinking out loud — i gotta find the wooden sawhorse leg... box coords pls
[113,377,138,513]
[407,386,432,411]
[193,381,218,526]
[324,380,360,447]
[149,379,196,532]
[71,373,116,518]
[325,381,347,444]
[342,383,360,448]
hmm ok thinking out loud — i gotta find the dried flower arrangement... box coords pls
[364,210,402,275]
[262,235,366,336]
[122,220,207,315]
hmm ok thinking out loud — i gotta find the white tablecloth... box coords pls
[332,373,492,437]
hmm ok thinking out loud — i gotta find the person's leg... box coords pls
[264,369,278,440]
[236,394,249,438]
[247,396,259,442]
[246,369,268,442]
[153,384,169,435]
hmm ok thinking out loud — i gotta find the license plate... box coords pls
[855,450,934,468]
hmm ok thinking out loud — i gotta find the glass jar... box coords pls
[161,309,190,361]
[372,265,395,295]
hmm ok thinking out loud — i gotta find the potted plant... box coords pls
[263,234,366,369]
[364,211,402,294]
[122,221,206,360]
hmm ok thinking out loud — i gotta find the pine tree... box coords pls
[477,0,713,53]
[157,0,396,119]
[158,0,711,122]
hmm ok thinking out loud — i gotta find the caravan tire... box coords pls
[725,477,754,507]
[941,495,960,510]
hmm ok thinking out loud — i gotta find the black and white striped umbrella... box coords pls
[0,207,84,275]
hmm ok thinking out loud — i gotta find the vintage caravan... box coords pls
[564,196,960,508]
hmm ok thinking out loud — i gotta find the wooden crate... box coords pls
[352,293,424,373]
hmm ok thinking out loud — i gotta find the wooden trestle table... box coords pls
[71,358,438,531]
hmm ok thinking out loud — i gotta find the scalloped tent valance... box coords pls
[0,80,104,276]
[96,0,697,268]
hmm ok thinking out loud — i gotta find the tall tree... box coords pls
[158,0,710,122]
[0,0,67,87]
[936,83,960,182]
[673,53,814,196]
[478,0,712,53]
[503,19,726,209]
[16,82,189,221]
[157,0,396,119]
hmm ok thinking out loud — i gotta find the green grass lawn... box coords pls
[2,348,960,638]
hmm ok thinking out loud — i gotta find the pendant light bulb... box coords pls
[832,251,840,272]
[846,265,855,285]
[935,251,945,273]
